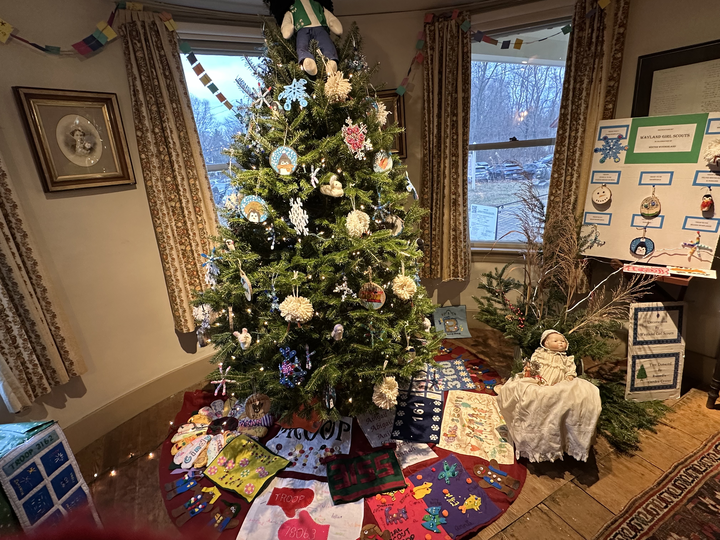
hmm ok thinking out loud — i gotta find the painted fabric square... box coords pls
[326,449,406,504]
[367,482,449,540]
[438,391,514,465]
[237,477,364,540]
[392,393,443,443]
[394,441,437,469]
[357,409,395,447]
[413,455,501,537]
[405,364,443,399]
[266,417,353,477]
[205,434,288,501]
[434,358,476,391]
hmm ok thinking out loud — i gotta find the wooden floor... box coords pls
[74,328,720,538]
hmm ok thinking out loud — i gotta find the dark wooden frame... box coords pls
[14,87,135,192]
[631,38,720,117]
[376,90,407,160]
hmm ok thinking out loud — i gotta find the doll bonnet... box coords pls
[540,329,567,350]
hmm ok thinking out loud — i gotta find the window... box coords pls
[182,54,258,208]
[468,24,569,246]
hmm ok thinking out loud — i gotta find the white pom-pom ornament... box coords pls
[372,376,399,409]
[279,295,314,324]
[347,210,370,237]
[392,262,417,300]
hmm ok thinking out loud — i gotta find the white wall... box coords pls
[0,0,215,447]
[615,0,720,384]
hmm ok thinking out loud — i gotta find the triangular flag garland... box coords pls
[396,0,614,96]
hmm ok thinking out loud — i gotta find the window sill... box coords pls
[471,243,527,262]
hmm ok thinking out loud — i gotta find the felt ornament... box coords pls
[347,209,370,237]
[701,192,714,214]
[234,328,253,350]
[319,174,344,197]
[704,138,720,168]
[265,0,343,76]
[392,263,417,300]
[342,117,373,159]
[372,376,399,409]
[325,70,352,102]
[279,295,314,324]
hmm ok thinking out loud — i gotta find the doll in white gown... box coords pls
[496,330,602,462]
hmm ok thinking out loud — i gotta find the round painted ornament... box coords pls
[373,151,393,173]
[245,393,271,419]
[640,195,661,219]
[270,146,298,176]
[240,195,268,223]
[630,237,655,257]
[358,281,386,310]
[591,184,612,205]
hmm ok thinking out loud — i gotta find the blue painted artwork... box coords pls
[432,306,471,338]
[9,463,43,500]
[40,442,68,477]
[62,487,88,513]
[239,195,269,223]
[269,146,298,176]
[51,465,78,501]
[594,135,628,164]
[22,486,53,525]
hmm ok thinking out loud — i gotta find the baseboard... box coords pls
[64,352,217,452]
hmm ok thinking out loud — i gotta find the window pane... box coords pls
[182,54,257,208]
[468,146,553,243]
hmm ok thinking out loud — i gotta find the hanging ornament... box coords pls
[370,99,390,126]
[423,317,432,332]
[704,139,720,168]
[372,376,399,409]
[279,295,313,324]
[359,275,386,310]
[279,347,307,388]
[225,192,242,211]
[240,195,269,223]
[373,151,393,173]
[201,248,222,287]
[682,231,712,261]
[224,239,236,251]
[192,304,215,346]
[333,275,356,301]
[268,275,280,313]
[405,172,418,200]
[629,235,655,257]
[270,146,298,176]
[233,328,253,350]
[237,261,252,301]
[325,70,352,102]
[325,386,336,409]
[289,198,310,236]
[228,306,234,332]
[320,175,344,197]
[245,393,271,419]
[304,345,315,370]
[251,83,273,109]
[594,134,628,164]
[701,191,714,214]
[211,363,236,397]
[640,186,661,219]
[309,164,322,188]
[342,117,373,160]
[591,184,612,205]
[278,78,309,110]
[384,215,404,236]
[392,262,417,301]
[331,324,344,340]
[347,209,370,237]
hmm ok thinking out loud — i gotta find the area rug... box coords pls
[595,432,720,540]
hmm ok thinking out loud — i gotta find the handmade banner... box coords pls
[437,391,514,464]
[412,455,501,537]
[392,393,443,443]
[326,449,406,504]
[394,442,437,469]
[432,306,471,338]
[204,435,288,501]
[357,409,395,448]
[237,477,364,540]
[266,417,353,477]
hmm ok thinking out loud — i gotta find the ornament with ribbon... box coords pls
[279,347,307,388]
[682,231,712,261]
[392,261,417,301]
[279,271,314,326]
[237,260,252,301]
[211,363,236,397]
[701,187,714,216]
[358,268,386,310]
[201,248,222,287]
[372,360,399,410]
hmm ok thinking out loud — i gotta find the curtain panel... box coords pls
[0,152,86,413]
[420,13,471,281]
[544,0,631,245]
[117,10,218,333]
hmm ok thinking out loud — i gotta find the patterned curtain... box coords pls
[544,0,631,244]
[0,152,86,413]
[117,11,218,333]
[420,13,471,281]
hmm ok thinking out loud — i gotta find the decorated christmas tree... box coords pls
[194,21,440,421]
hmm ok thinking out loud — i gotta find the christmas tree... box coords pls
[194,21,440,421]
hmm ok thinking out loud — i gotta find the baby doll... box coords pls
[265,0,343,76]
[496,329,602,463]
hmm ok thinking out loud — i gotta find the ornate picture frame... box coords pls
[14,87,135,192]
[376,90,407,160]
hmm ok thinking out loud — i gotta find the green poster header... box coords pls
[625,113,708,164]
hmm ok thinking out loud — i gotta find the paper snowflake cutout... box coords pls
[333,275,356,301]
[371,100,390,126]
[325,71,352,102]
[279,79,309,110]
[289,198,309,236]
[251,83,273,109]
[594,135,628,164]
[342,117,373,160]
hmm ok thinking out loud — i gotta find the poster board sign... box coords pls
[432,305,471,338]
[582,113,720,269]
[625,302,686,401]
[469,204,498,241]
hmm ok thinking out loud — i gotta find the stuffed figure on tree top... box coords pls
[194,15,439,422]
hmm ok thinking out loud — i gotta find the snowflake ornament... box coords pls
[310,164,322,188]
[350,51,368,71]
[201,248,222,287]
[278,79,309,110]
[289,198,309,236]
[251,83,273,109]
[371,100,390,126]
[325,71,352,102]
[342,117,373,160]
[594,134,628,164]
[211,363,236,397]
[333,275,356,301]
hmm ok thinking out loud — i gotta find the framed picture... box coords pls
[14,87,135,192]
[631,38,720,117]
[376,90,407,160]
